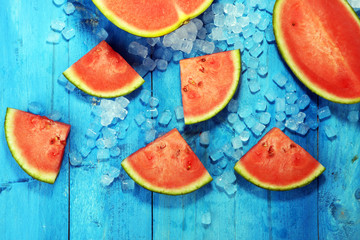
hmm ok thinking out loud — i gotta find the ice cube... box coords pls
[53,0,65,7]
[64,2,75,15]
[244,114,257,129]
[225,15,236,27]
[257,64,268,77]
[264,89,276,103]
[242,24,256,39]
[285,92,298,104]
[201,41,215,54]
[50,19,66,32]
[80,146,91,158]
[227,99,239,113]
[145,108,159,119]
[251,123,266,137]
[257,15,270,31]
[218,158,228,169]
[255,99,267,112]
[100,174,114,187]
[259,112,271,125]
[145,129,157,143]
[253,31,264,43]
[62,27,76,41]
[97,149,110,161]
[285,104,299,116]
[108,166,120,179]
[48,111,62,121]
[296,123,310,136]
[275,98,286,112]
[202,11,214,24]
[238,105,252,119]
[214,14,225,27]
[148,97,159,108]
[158,110,172,126]
[275,112,286,122]
[324,125,337,139]
[46,32,60,44]
[248,12,261,25]
[156,59,168,71]
[175,106,184,120]
[318,106,331,120]
[28,102,44,115]
[110,147,121,157]
[134,113,146,126]
[128,41,148,58]
[273,73,287,88]
[248,79,261,93]
[227,113,239,125]
[285,82,297,93]
[231,136,243,149]
[115,96,130,109]
[247,56,259,69]
[200,131,210,146]
[96,28,108,41]
[212,3,224,15]
[172,51,184,62]
[347,110,359,122]
[144,119,156,129]
[201,212,211,226]
[297,94,311,110]
[122,179,135,192]
[224,183,237,196]
[210,151,224,163]
[293,112,306,123]
[285,117,299,132]
[146,37,160,47]
[240,130,251,143]
[234,3,245,17]
[57,74,68,86]
[140,89,151,105]
[69,151,83,166]
[142,58,156,71]
[247,68,257,80]
[265,25,276,43]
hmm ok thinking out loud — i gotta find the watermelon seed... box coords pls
[199,66,205,72]
[50,139,55,145]
[160,142,166,149]
[198,81,203,87]
[201,58,206,62]
[268,146,275,156]
[183,86,188,92]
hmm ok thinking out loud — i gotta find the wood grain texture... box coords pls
[0,0,359,239]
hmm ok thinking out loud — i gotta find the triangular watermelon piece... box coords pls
[63,41,145,98]
[121,129,212,195]
[180,50,241,124]
[4,108,71,184]
[234,128,325,191]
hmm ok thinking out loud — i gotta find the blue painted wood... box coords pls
[1,0,360,239]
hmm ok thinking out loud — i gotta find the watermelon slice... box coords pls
[234,128,325,191]
[63,41,145,98]
[4,108,71,184]
[121,129,212,195]
[92,0,213,37]
[180,50,241,124]
[273,0,360,103]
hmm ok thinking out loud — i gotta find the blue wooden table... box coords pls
[1,0,359,239]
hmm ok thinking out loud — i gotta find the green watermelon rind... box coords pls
[121,158,213,195]
[63,67,145,99]
[92,0,214,38]
[4,108,59,184]
[273,0,360,104]
[234,160,325,191]
[184,49,241,125]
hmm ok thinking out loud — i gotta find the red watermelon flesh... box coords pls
[273,0,360,103]
[180,50,241,124]
[5,108,70,184]
[234,128,325,191]
[63,41,144,98]
[92,0,213,37]
[121,129,212,195]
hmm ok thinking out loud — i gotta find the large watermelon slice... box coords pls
[121,129,212,195]
[92,0,213,37]
[273,0,360,103]
[4,108,71,184]
[63,41,145,98]
[234,128,325,191]
[180,50,241,125]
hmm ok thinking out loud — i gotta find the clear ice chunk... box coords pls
[64,2,75,15]
[231,136,243,149]
[297,94,311,110]
[240,130,251,143]
[159,110,172,126]
[324,125,337,139]
[275,98,286,112]
[110,147,121,157]
[53,0,65,7]
[48,111,62,121]
[285,92,298,104]
[296,123,310,136]
[200,131,210,146]
[201,212,211,226]
[145,129,157,143]
[248,79,260,93]
[122,179,135,192]
[140,89,151,105]
[318,106,331,120]
[275,112,286,122]
[156,59,168,71]
[50,19,66,32]
[28,102,44,115]
[210,151,224,163]
[273,73,287,88]
[128,41,148,58]
[348,110,359,122]
[259,112,271,125]
[69,151,83,166]
[100,174,114,187]
[255,99,267,112]
[134,113,146,126]
[143,58,156,71]
[175,106,184,120]
[46,32,60,44]
[62,27,76,41]
[97,149,110,161]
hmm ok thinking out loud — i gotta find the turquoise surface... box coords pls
[0,0,359,239]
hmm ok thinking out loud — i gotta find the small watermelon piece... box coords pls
[273,0,360,103]
[92,0,213,37]
[234,128,325,191]
[63,41,145,98]
[121,129,212,195]
[4,108,71,184]
[180,50,241,125]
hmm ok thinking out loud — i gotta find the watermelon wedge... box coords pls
[121,129,212,195]
[92,0,213,37]
[4,108,71,184]
[63,41,145,98]
[273,0,360,103]
[180,50,241,124]
[234,128,325,191]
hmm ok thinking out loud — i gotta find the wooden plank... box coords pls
[266,43,319,240]
[318,101,360,239]
[0,1,69,239]
[66,2,152,238]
